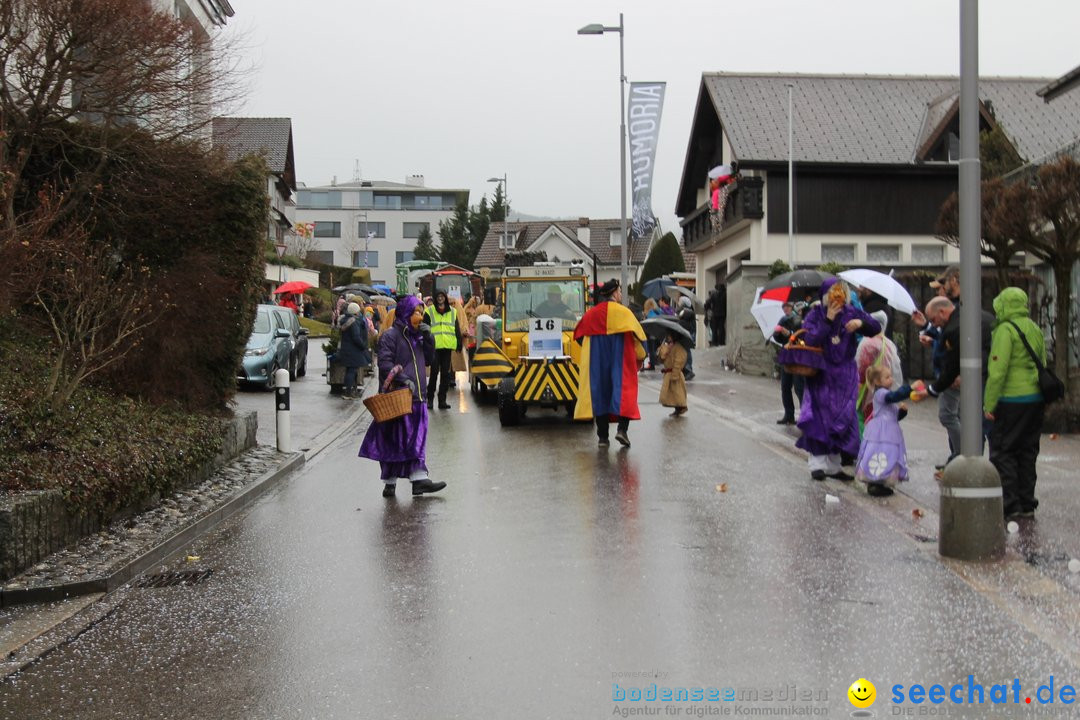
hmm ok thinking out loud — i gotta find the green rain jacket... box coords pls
[984,286,1046,414]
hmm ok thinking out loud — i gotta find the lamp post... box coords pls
[786,82,795,266]
[578,13,628,298]
[358,211,369,268]
[487,174,508,254]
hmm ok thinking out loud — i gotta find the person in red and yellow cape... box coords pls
[573,279,647,448]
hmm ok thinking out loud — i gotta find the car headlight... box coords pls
[245,347,270,357]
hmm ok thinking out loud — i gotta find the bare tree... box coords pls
[288,224,320,261]
[938,156,1080,392]
[936,178,1027,288]
[1025,157,1080,386]
[31,219,162,412]
[0,0,244,233]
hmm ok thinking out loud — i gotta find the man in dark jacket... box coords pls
[914,296,995,460]
[704,285,727,346]
[770,301,804,424]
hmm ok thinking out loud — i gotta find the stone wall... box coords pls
[0,411,258,580]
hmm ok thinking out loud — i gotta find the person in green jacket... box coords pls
[984,286,1046,520]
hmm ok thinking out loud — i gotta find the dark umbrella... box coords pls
[641,317,694,348]
[641,276,675,300]
[760,269,834,303]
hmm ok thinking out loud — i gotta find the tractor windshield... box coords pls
[504,279,585,332]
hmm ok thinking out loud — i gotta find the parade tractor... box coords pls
[417,264,484,303]
[469,264,589,426]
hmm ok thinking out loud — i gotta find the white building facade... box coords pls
[294,177,468,283]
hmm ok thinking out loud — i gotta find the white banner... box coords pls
[627,82,666,239]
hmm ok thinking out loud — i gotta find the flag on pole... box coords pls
[628,82,666,239]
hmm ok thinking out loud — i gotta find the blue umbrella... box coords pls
[641,276,674,300]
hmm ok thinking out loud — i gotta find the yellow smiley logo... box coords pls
[848,678,876,709]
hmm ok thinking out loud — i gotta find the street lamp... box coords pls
[578,13,628,299]
[786,82,795,266]
[487,174,508,255]
[357,211,370,268]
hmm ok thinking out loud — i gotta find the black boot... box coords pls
[412,479,446,496]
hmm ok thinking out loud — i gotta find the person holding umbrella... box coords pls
[675,296,697,381]
[770,301,804,425]
[658,330,688,416]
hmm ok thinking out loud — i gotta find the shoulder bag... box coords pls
[1005,320,1064,404]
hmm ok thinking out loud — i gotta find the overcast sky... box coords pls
[222,0,1080,233]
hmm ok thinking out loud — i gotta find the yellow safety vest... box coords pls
[429,307,457,350]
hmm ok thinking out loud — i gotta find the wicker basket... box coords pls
[777,329,825,378]
[363,388,413,422]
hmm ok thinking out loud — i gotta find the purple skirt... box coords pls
[359,401,428,480]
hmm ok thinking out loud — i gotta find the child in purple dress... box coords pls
[855,364,912,497]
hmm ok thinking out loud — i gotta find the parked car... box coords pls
[239,304,308,388]
[269,305,309,380]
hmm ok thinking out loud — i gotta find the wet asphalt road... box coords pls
[3,372,1080,719]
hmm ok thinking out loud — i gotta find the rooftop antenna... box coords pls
[352,159,361,183]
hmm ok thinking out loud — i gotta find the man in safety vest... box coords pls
[423,290,462,410]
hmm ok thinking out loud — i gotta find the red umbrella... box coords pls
[273,281,313,294]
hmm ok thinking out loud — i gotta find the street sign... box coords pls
[274,243,287,258]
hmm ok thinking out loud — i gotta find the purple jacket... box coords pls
[377,298,435,401]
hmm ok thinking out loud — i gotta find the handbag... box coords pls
[1006,320,1064,404]
[363,334,424,422]
[776,328,826,377]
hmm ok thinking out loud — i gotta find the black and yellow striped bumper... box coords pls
[513,357,579,404]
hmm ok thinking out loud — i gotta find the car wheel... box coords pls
[267,363,279,390]
[297,352,307,378]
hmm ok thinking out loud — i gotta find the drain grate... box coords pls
[134,569,213,588]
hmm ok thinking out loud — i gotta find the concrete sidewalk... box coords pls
[675,346,1080,579]
[0,369,374,678]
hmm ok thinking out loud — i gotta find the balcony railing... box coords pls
[682,176,764,252]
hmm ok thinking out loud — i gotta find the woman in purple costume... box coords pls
[796,278,880,481]
[359,295,446,498]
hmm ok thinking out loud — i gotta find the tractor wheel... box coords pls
[497,377,520,427]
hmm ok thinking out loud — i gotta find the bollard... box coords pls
[275,368,291,453]
[938,455,1005,561]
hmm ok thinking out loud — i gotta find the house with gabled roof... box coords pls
[473,217,653,287]
[212,116,297,246]
[676,72,1080,371]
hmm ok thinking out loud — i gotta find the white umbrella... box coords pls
[839,269,918,315]
[707,164,733,180]
[750,288,786,340]
[666,285,704,312]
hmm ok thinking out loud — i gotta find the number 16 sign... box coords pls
[528,318,562,357]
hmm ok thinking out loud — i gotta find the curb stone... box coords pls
[0,451,304,608]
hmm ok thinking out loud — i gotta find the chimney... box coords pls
[576,217,591,246]
[330,175,337,187]
[406,174,425,187]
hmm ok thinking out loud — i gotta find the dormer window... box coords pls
[499,233,514,249]
[609,229,625,247]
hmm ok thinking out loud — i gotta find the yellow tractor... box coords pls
[469,264,589,426]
